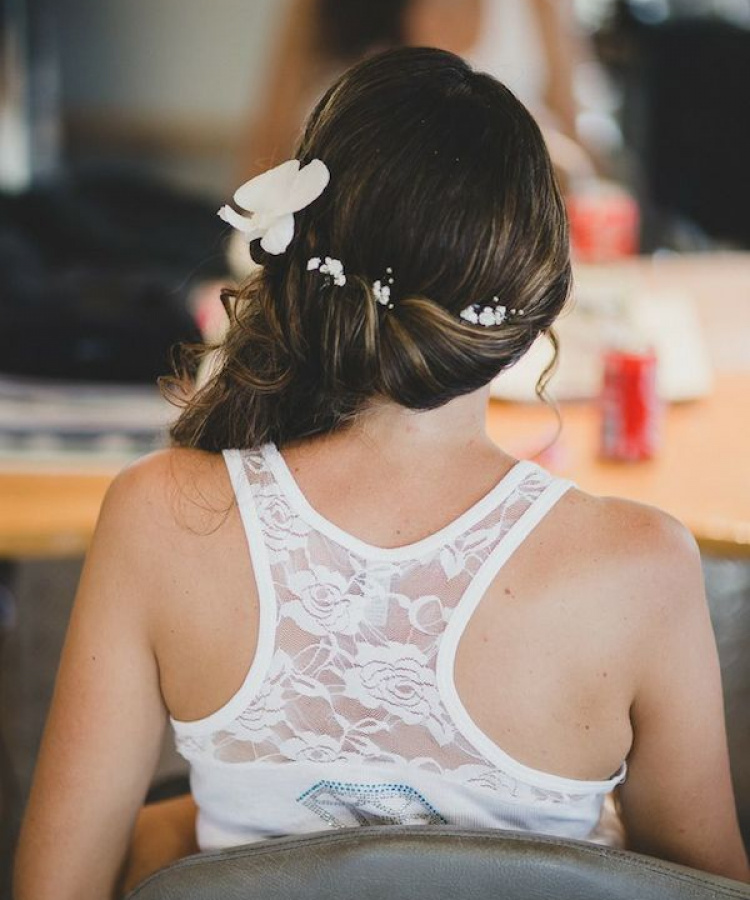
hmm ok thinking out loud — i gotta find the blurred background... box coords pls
[1,0,750,895]
[2,0,750,393]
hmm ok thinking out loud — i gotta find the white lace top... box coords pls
[171,444,627,850]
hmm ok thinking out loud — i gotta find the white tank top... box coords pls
[171,444,627,851]
[469,0,549,118]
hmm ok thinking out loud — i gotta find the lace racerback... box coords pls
[171,444,626,850]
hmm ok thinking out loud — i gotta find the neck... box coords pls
[346,387,496,462]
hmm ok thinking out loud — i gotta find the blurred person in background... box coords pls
[239,0,599,185]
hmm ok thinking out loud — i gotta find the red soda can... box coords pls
[600,347,661,461]
[568,184,640,264]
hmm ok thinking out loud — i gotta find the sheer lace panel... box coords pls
[175,445,623,808]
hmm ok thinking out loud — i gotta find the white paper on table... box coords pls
[491,285,713,404]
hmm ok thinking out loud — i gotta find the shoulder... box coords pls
[93,448,238,571]
[555,483,698,562]
[87,448,246,636]
[570,489,698,555]
[102,448,234,530]
[590,492,700,583]
[534,487,708,697]
[558,487,705,626]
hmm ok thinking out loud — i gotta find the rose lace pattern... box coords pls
[173,444,626,834]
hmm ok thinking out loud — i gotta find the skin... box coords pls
[13,385,749,898]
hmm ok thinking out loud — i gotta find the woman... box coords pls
[15,48,748,898]
[238,0,592,182]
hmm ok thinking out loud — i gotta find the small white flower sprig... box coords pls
[307,255,347,287]
[373,267,395,310]
[304,257,526,329]
[460,298,526,328]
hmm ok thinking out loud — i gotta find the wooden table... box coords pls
[488,371,750,558]
[1,253,750,560]
[1,369,746,560]
[0,467,116,559]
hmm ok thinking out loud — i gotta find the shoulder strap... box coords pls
[500,475,574,563]
[436,475,575,757]
[170,450,279,739]
[222,448,277,664]
[454,473,575,621]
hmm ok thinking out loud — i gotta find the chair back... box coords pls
[125,826,750,900]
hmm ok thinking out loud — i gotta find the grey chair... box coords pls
[125,825,750,900]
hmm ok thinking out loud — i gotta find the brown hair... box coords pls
[166,47,571,452]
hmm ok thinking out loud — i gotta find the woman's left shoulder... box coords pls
[91,448,237,586]
[105,447,232,525]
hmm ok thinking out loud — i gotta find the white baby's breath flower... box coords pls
[373,280,391,305]
[316,256,347,287]
[323,257,343,278]
[478,307,496,327]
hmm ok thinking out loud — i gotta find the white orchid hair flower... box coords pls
[217,158,330,255]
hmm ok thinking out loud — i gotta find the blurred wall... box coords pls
[55,0,285,194]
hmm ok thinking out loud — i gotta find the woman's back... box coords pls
[145,418,685,850]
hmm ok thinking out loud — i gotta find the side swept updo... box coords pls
[166,47,571,451]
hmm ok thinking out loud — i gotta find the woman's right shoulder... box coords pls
[582,490,698,557]
[563,487,706,631]
[539,488,709,716]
